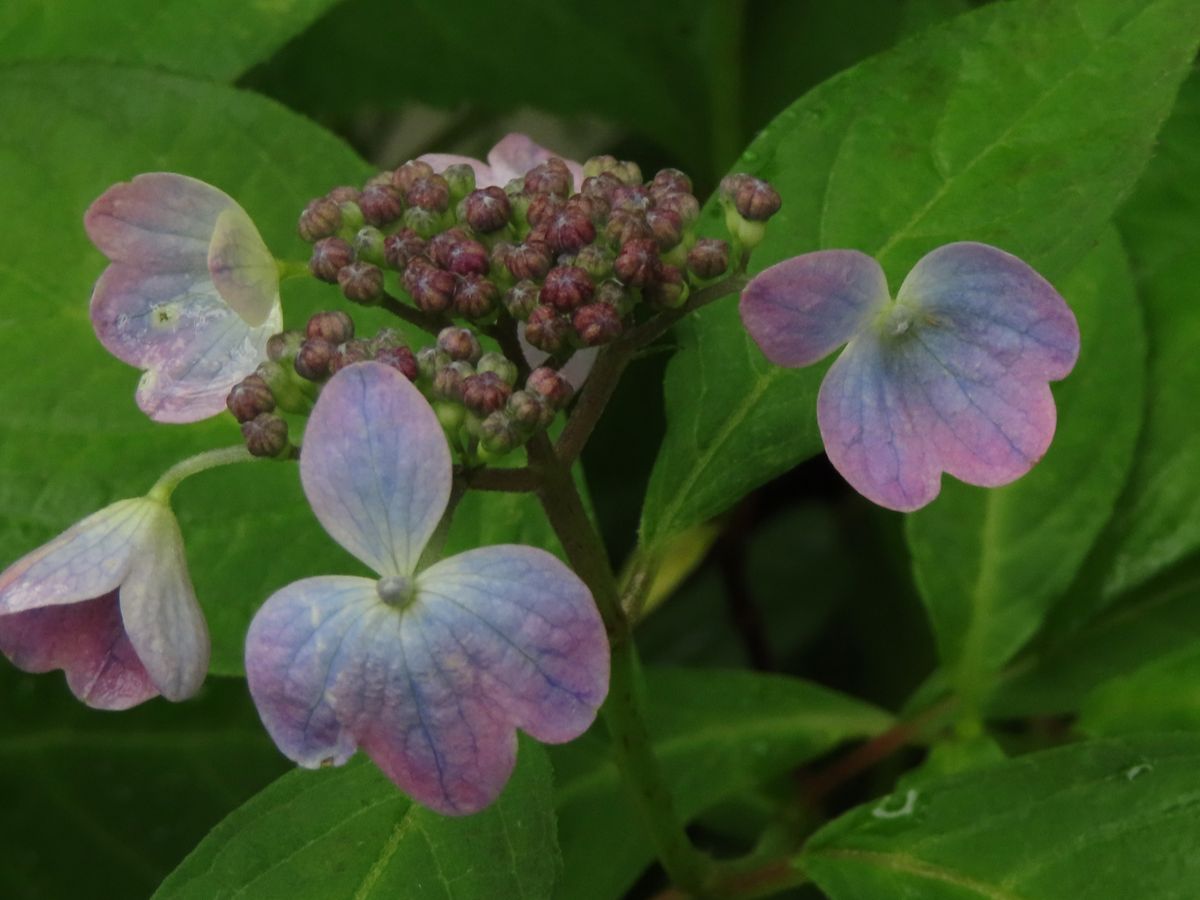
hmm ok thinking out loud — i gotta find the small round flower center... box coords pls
[876,300,917,339]
[376,575,416,608]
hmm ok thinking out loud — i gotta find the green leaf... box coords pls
[155,740,558,900]
[990,559,1200,718]
[552,666,892,900]
[0,670,286,900]
[805,734,1200,899]
[1079,644,1200,737]
[1057,69,1200,626]
[904,229,1144,691]
[0,0,339,81]
[640,0,1200,548]
[0,62,557,678]
[247,0,716,172]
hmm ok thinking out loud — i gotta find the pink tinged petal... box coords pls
[84,173,236,273]
[0,499,153,615]
[487,133,584,188]
[301,362,452,577]
[207,205,280,328]
[90,265,283,423]
[414,545,610,744]
[0,592,157,710]
[245,577,515,814]
[118,503,208,701]
[245,576,377,769]
[417,153,497,188]
[740,250,891,367]
[896,241,1080,381]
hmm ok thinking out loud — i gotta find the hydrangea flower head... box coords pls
[740,242,1080,511]
[245,361,609,815]
[0,498,208,709]
[420,132,584,190]
[86,173,283,423]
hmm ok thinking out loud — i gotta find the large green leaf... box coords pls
[155,741,558,900]
[1051,70,1200,635]
[640,0,1200,548]
[0,0,339,81]
[0,62,556,677]
[990,559,1200,718]
[551,666,892,900]
[247,0,717,172]
[904,230,1144,692]
[0,671,285,900]
[1079,644,1200,737]
[805,734,1200,899]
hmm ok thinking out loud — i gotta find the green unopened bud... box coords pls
[337,200,365,236]
[256,359,312,413]
[433,399,465,432]
[724,205,767,251]
[477,351,519,386]
[443,163,476,202]
[352,226,386,265]
[403,206,443,240]
[479,411,520,457]
[416,346,451,380]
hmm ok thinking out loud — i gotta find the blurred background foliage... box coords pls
[1,0,1198,897]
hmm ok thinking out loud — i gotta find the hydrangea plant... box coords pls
[7,0,1199,891]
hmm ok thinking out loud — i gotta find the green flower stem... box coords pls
[147,445,264,503]
[525,431,716,896]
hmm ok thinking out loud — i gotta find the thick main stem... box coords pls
[526,433,714,895]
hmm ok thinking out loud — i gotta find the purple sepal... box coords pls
[739,249,889,367]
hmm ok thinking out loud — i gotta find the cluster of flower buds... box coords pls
[294,150,781,357]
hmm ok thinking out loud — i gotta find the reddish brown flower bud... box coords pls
[645,208,683,250]
[358,184,404,226]
[524,158,573,197]
[338,261,384,304]
[433,360,474,401]
[687,238,731,279]
[526,367,573,409]
[462,371,512,416]
[226,373,275,423]
[545,208,596,254]
[427,229,468,267]
[506,241,553,281]
[581,172,622,203]
[375,345,419,380]
[526,192,565,229]
[403,258,456,313]
[524,305,570,353]
[430,230,489,276]
[298,197,341,242]
[503,280,540,319]
[453,275,498,319]
[407,175,451,213]
[383,229,426,270]
[464,186,512,233]
[722,174,781,221]
[610,184,653,214]
[651,168,693,197]
[306,310,355,344]
[392,160,435,194]
[309,236,353,283]
[242,412,289,458]
[572,302,623,346]
[437,326,483,363]
[327,185,361,204]
[541,265,594,311]
[645,263,687,309]
[294,338,335,380]
[329,339,372,374]
[604,209,652,246]
[656,191,701,228]
[614,238,662,287]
